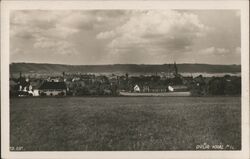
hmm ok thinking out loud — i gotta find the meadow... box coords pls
[10,97,241,151]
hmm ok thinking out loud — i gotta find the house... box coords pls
[30,81,42,96]
[136,84,169,93]
[134,85,140,92]
[39,81,67,96]
[168,85,189,92]
[142,85,150,93]
[10,74,43,97]
[47,77,60,82]
[15,77,34,96]
[149,85,168,93]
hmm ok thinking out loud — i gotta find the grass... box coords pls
[10,97,241,151]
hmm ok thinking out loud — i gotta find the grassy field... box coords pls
[10,97,241,151]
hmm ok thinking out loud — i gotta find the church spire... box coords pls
[174,61,178,75]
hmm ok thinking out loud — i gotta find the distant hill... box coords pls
[10,63,241,74]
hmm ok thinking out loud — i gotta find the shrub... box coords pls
[58,91,65,96]
[40,92,47,96]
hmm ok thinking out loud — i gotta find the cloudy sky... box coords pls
[10,10,241,65]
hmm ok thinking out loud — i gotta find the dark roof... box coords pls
[30,81,41,89]
[39,82,67,90]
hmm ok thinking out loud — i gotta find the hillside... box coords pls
[10,63,241,74]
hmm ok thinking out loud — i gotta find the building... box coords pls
[30,80,42,96]
[15,76,34,96]
[39,81,67,96]
[132,84,188,93]
[140,84,168,93]
[142,85,150,93]
[134,85,140,92]
[168,85,189,92]
[149,85,168,93]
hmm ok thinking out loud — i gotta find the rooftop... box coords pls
[39,81,67,90]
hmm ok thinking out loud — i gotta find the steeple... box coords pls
[174,61,178,75]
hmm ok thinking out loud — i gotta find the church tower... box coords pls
[174,61,178,75]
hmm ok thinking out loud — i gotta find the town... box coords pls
[9,63,241,97]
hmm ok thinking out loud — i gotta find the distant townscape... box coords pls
[9,62,241,97]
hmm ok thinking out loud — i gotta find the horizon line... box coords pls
[9,62,241,66]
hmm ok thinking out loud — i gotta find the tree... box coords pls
[208,77,225,95]
[224,77,241,95]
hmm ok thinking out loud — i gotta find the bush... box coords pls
[40,92,47,96]
[224,78,241,95]
[208,78,225,95]
[75,87,90,96]
[58,92,65,96]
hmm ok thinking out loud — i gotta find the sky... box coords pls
[10,10,241,65]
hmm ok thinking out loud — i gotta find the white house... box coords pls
[134,85,140,93]
[32,89,40,96]
[168,85,188,92]
[168,85,174,92]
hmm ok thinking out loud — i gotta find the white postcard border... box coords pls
[1,1,249,159]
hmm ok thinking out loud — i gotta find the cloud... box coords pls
[58,12,96,31]
[235,47,241,54]
[10,10,240,65]
[12,48,25,55]
[10,10,129,56]
[96,10,208,61]
[200,47,230,56]
[10,11,94,56]
[32,36,78,55]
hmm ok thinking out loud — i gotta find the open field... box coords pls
[10,97,241,151]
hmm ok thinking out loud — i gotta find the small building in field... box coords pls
[142,85,150,93]
[134,85,140,92]
[15,76,34,96]
[39,81,67,96]
[149,85,168,93]
[168,85,188,92]
[30,81,42,96]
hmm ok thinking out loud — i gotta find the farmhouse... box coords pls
[168,85,189,92]
[15,77,34,96]
[136,85,168,93]
[39,81,67,96]
[30,81,41,96]
[142,85,189,93]
[134,85,140,92]
[149,85,168,93]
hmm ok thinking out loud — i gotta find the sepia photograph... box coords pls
[1,1,249,159]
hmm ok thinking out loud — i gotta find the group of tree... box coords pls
[190,75,241,96]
